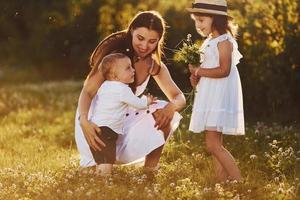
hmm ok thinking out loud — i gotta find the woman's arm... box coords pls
[79,32,126,151]
[189,40,233,78]
[78,70,106,151]
[153,62,186,129]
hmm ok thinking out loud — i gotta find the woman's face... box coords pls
[131,27,160,58]
[193,15,213,37]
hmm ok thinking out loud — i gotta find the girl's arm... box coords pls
[153,62,186,129]
[190,40,233,78]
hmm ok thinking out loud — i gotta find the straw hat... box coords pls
[186,0,232,19]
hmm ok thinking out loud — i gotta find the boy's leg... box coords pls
[89,126,118,175]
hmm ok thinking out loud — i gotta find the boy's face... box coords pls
[193,15,213,37]
[113,57,135,84]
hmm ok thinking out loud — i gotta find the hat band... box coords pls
[192,3,227,12]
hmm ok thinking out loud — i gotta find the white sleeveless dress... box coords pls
[75,76,182,167]
[189,33,245,135]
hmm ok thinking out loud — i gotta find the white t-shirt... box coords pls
[90,80,148,134]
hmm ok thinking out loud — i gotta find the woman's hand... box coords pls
[153,102,176,130]
[79,117,106,151]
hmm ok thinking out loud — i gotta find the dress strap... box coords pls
[149,58,161,76]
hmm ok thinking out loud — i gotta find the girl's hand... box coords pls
[189,74,200,88]
[153,103,176,130]
[188,64,200,76]
[188,64,200,88]
[80,117,106,151]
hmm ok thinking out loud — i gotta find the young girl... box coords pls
[186,0,245,181]
[88,53,155,175]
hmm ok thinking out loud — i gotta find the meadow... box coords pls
[0,81,299,200]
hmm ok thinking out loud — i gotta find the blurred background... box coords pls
[0,0,299,123]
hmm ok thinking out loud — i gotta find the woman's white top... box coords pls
[90,80,148,134]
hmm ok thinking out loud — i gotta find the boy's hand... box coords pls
[146,93,158,106]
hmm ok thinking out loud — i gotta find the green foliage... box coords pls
[0,0,299,121]
[229,0,300,121]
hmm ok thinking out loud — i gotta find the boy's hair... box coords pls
[98,53,128,80]
[191,13,238,38]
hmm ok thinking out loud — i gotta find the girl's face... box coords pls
[131,27,160,58]
[193,15,213,37]
[114,57,135,84]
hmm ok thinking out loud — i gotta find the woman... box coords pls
[75,11,186,169]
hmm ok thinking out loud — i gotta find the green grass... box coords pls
[0,81,299,200]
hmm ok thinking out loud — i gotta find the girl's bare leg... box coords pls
[212,135,229,182]
[205,131,242,181]
[212,156,229,182]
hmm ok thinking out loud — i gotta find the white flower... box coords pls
[67,190,73,195]
[141,174,147,179]
[86,191,92,196]
[250,154,258,160]
[277,187,284,194]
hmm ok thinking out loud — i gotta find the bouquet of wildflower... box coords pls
[170,34,204,116]
[174,34,202,65]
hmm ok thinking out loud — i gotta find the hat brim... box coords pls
[186,8,233,19]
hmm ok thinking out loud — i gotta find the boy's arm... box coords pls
[120,87,149,109]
